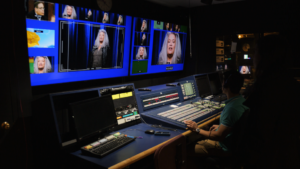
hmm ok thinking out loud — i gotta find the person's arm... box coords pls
[185,120,232,141]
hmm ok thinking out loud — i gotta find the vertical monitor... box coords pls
[195,74,212,97]
[130,19,188,76]
[207,72,222,95]
[99,85,140,125]
[25,1,132,86]
[69,95,117,141]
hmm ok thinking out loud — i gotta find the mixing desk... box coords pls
[142,97,225,129]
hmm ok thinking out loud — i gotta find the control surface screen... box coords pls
[100,85,140,125]
[180,80,197,100]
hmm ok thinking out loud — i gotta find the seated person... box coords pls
[34,56,52,74]
[185,70,248,157]
[136,47,147,60]
[27,1,48,21]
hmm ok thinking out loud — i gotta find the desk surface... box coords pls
[71,123,185,168]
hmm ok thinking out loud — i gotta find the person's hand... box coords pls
[184,120,198,132]
[210,125,219,131]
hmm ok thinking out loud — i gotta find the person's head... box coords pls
[167,33,176,55]
[254,35,289,76]
[118,15,123,25]
[222,70,244,95]
[94,29,109,47]
[136,47,147,59]
[142,34,146,40]
[103,13,109,23]
[159,32,182,64]
[166,23,169,29]
[66,5,72,15]
[141,20,147,31]
[34,2,44,16]
[139,47,144,56]
[88,10,92,16]
[63,5,76,19]
[34,56,52,73]
[175,25,178,30]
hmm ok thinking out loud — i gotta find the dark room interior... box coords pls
[1,0,300,168]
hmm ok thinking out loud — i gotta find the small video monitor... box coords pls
[207,72,223,95]
[239,66,251,74]
[179,80,197,100]
[69,95,117,141]
[195,74,212,97]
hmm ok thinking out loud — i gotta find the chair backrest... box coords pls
[231,109,250,162]
[154,134,187,169]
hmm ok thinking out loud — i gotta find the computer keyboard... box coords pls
[81,133,135,157]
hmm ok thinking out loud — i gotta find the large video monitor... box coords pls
[26,1,132,86]
[130,18,187,76]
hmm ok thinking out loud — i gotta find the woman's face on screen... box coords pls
[88,10,92,16]
[142,34,146,40]
[166,23,169,29]
[142,21,146,28]
[99,32,105,42]
[37,57,45,69]
[242,66,247,74]
[167,34,176,55]
[103,13,107,20]
[67,6,72,15]
[139,47,144,56]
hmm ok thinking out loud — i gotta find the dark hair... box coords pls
[255,35,289,76]
[223,70,244,94]
[34,1,44,8]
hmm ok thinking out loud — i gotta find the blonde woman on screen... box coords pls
[141,20,147,32]
[240,66,250,74]
[62,5,77,19]
[34,56,52,74]
[102,12,109,23]
[89,29,110,68]
[158,32,182,65]
[117,15,123,25]
[136,47,147,60]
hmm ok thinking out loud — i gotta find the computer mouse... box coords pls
[145,130,155,134]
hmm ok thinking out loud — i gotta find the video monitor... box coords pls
[195,74,212,98]
[239,66,251,74]
[99,84,140,125]
[25,1,132,86]
[130,18,187,76]
[69,95,117,141]
[207,72,222,95]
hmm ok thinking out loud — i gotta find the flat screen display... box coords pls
[130,19,187,76]
[26,1,132,86]
[239,66,251,74]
